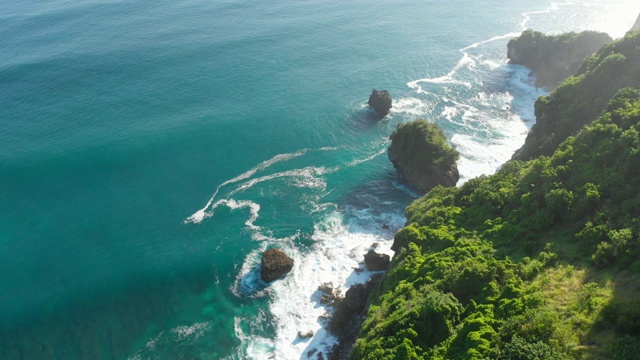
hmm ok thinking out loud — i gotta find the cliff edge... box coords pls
[513,30,640,160]
[507,29,611,90]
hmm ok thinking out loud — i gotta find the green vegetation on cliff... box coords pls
[388,120,460,194]
[507,29,612,90]
[513,30,640,160]
[352,87,640,359]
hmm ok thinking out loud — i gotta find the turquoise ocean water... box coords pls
[1,0,638,358]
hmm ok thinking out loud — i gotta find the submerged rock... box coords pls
[367,89,392,117]
[364,249,390,271]
[260,248,294,283]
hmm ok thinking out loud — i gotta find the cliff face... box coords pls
[351,29,640,360]
[388,120,459,194]
[352,87,640,360]
[512,31,640,161]
[507,30,612,90]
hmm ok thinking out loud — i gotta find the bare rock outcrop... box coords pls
[368,89,392,117]
[364,249,390,271]
[260,248,294,283]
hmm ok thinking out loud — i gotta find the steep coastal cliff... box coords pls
[507,30,611,90]
[512,30,640,161]
[348,27,640,360]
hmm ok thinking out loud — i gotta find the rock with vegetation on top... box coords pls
[260,248,294,283]
[368,89,392,117]
[507,29,612,89]
[388,119,459,194]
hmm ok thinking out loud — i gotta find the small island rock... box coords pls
[364,249,390,271]
[388,119,460,194]
[368,89,392,117]
[261,248,294,283]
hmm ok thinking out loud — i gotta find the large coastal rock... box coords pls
[260,248,294,282]
[364,249,390,271]
[507,30,612,89]
[388,119,459,194]
[368,89,392,117]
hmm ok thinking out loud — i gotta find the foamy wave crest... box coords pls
[346,147,386,168]
[128,322,212,359]
[390,97,432,117]
[208,199,262,230]
[230,166,329,196]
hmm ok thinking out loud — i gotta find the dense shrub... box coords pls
[352,87,640,359]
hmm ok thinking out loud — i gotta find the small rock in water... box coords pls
[260,248,294,283]
[367,89,392,117]
[307,348,317,357]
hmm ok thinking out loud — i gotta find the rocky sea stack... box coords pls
[507,29,612,89]
[388,119,459,194]
[367,89,392,117]
[260,248,294,283]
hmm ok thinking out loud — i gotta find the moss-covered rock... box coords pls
[388,119,459,194]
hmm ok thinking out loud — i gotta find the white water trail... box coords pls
[185,149,310,224]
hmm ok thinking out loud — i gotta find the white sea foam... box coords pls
[230,166,329,196]
[171,322,210,341]
[390,96,432,117]
[402,1,594,184]
[192,142,407,359]
[185,149,309,224]
[234,208,405,360]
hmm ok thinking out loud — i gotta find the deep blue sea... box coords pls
[1,0,638,359]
